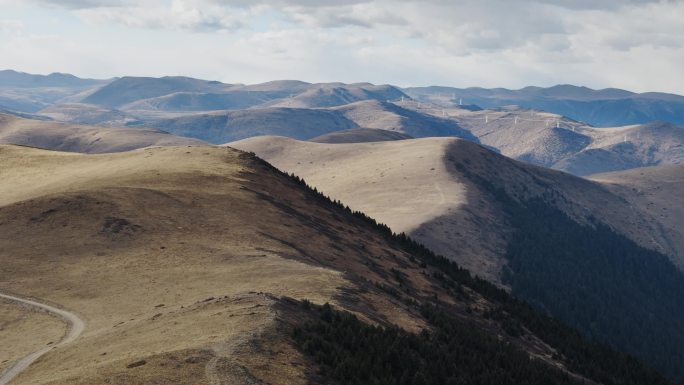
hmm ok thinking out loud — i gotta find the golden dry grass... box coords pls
[0,144,431,385]
[0,301,66,373]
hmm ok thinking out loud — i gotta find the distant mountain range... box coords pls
[81,75,408,110]
[404,84,684,127]
[0,69,106,88]
[6,69,684,126]
[2,69,684,176]
[143,100,476,144]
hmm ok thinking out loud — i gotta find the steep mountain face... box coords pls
[404,84,684,127]
[0,113,205,153]
[230,135,684,384]
[1,144,669,385]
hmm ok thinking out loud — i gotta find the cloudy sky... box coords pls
[0,0,682,92]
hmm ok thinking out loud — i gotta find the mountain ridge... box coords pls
[230,134,684,383]
[0,143,673,385]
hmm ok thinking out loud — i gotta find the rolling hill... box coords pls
[120,91,286,112]
[82,76,235,108]
[39,103,141,126]
[149,107,358,143]
[590,164,684,268]
[4,69,684,134]
[397,102,684,175]
[310,127,413,143]
[2,71,683,177]
[77,76,407,113]
[0,70,109,113]
[266,83,406,108]
[230,135,684,383]
[556,121,684,175]
[146,100,475,144]
[0,113,204,153]
[1,144,670,385]
[0,70,105,88]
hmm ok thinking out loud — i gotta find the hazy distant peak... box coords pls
[0,69,105,88]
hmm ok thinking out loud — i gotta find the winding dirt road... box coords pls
[0,293,85,385]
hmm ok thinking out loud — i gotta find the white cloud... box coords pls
[31,0,132,9]
[0,19,23,34]
[1,0,684,93]
[71,0,247,32]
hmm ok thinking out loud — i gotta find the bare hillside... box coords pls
[399,102,684,175]
[1,145,657,385]
[0,113,204,153]
[0,145,409,385]
[39,103,140,126]
[311,128,413,143]
[147,100,475,144]
[230,136,680,280]
[229,135,684,382]
[590,165,684,271]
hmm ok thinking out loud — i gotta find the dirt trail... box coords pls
[0,293,85,385]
